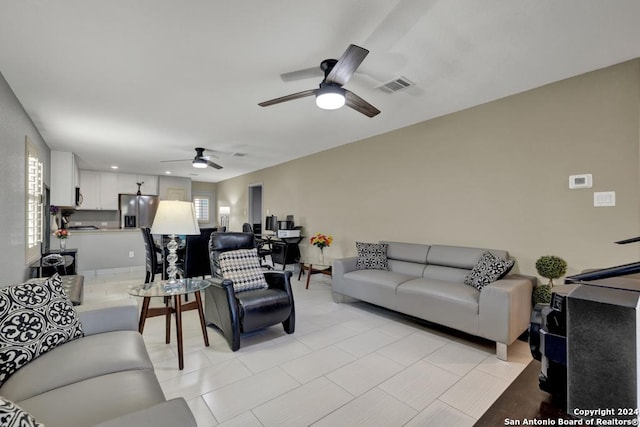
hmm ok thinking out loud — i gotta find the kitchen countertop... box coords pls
[65,227,142,233]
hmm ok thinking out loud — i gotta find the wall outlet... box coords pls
[128,251,135,258]
[101,222,107,226]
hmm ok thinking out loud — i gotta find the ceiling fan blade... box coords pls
[280,67,323,82]
[345,90,381,118]
[160,158,191,163]
[258,89,316,107]
[325,44,369,86]
[206,159,223,170]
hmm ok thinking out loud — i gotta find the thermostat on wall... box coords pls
[569,174,592,189]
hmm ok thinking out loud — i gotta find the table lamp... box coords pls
[151,200,200,288]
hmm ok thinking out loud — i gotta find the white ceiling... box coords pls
[2,1,640,183]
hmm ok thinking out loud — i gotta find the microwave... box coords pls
[75,187,83,207]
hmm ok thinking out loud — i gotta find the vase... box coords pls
[319,248,324,265]
[59,239,66,250]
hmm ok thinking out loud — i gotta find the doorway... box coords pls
[248,184,263,234]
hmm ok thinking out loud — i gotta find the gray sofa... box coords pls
[0,299,197,427]
[332,242,534,360]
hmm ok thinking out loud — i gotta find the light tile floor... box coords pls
[83,268,532,426]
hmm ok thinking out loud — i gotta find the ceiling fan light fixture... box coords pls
[316,84,345,110]
[192,158,208,168]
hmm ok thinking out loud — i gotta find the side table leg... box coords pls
[164,296,171,344]
[305,264,313,289]
[195,291,209,347]
[174,295,184,370]
[138,297,150,333]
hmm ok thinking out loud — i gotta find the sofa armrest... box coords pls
[478,275,533,345]
[92,398,197,427]
[76,298,139,336]
[333,257,358,275]
[332,257,358,294]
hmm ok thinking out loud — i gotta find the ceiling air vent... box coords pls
[376,76,414,94]
[376,76,414,93]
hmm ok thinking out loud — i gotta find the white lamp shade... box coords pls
[151,200,200,235]
[219,206,231,215]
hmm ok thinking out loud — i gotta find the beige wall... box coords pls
[216,59,640,279]
[192,180,218,228]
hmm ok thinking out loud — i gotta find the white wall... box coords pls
[0,72,51,284]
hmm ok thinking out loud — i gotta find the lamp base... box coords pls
[163,279,183,291]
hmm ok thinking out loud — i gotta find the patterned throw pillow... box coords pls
[0,274,84,388]
[0,396,43,427]
[464,251,515,291]
[355,242,389,271]
[218,248,269,292]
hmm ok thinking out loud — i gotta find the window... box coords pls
[193,195,210,223]
[26,137,43,262]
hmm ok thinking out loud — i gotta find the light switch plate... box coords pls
[594,191,616,207]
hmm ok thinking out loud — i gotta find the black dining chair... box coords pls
[242,223,273,269]
[183,228,215,279]
[205,232,295,351]
[141,227,163,283]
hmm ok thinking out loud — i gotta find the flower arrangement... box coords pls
[310,233,333,252]
[53,229,69,239]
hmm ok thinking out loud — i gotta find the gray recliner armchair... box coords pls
[204,232,295,351]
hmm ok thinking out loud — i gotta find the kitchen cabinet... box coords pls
[50,151,79,207]
[78,171,119,210]
[99,173,119,210]
[78,170,100,210]
[117,174,158,196]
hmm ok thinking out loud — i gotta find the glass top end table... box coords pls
[129,278,211,297]
[298,258,332,289]
[128,278,211,370]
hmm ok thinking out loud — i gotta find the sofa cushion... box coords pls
[0,395,43,427]
[0,330,153,402]
[464,252,515,291]
[427,245,508,270]
[396,278,480,336]
[422,265,471,283]
[0,274,83,388]
[218,248,269,292]
[382,241,430,264]
[16,369,166,427]
[342,270,414,309]
[355,242,389,270]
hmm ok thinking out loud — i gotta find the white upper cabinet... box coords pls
[51,151,79,207]
[79,171,159,210]
[117,174,158,196]
[78,170,100,210]
[99,173,119,210]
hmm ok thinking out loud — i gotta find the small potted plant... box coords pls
[533,255,567,304]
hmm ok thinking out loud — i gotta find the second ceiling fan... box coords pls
[258,44,380,118]
[160,147,223,169]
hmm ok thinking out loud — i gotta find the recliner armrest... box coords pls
[76,299,139,336]
[92,398,197,427]
[264,270,293,292]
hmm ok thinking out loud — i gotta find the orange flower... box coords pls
[310,233,333,249]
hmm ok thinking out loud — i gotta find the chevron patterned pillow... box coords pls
[218,248,269,292]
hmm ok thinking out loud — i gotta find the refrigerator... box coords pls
[119,194,160,228]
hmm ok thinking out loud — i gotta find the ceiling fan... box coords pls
[160,147,223,170]
[258,44,381,118]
